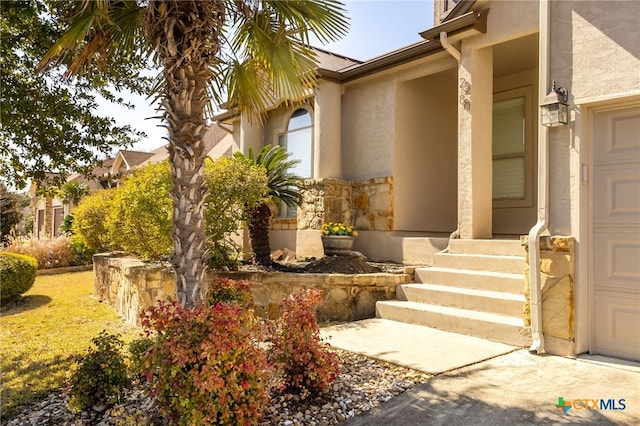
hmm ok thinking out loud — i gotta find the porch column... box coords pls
[240,114,262,155]
[313,80,342,179]
[457,45,493,239]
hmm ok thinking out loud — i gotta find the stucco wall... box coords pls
[93,253,411,326]
[340,52,457,180]
[548,0,640,236]
[475,0,539,48]
[394,68,458,232]
[341,76,396,181]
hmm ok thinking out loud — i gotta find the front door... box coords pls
[592,102,640,361]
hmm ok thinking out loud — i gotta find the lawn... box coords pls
[0,271,141,421]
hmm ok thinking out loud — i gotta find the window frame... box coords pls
[492,86,534,209]
[275,106,314,218]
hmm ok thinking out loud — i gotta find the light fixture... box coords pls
[541,81,569,127]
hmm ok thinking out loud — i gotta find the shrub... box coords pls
[204,157,268,269]
[72,190,116,251]
[59,214,74,235]
[106,162,172,261]
[140,301,269,425]
[0,183,22,243]
[69,235,96,266]
[269,289,339,396]
[127,336,154,379]
[0,252,37,305]
[4,234,73,269]
[67,331,130,413]
[206,278,255,309]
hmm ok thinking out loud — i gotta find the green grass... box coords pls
[0,271,141,421]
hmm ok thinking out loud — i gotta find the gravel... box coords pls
[6,349,430,426]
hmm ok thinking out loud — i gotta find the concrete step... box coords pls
[376,300,531,347]
[414,267,525,294]
[433,252,525,275]
[397,283,525,317]
[448,239,526,257]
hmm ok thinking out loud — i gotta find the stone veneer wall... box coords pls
[523,236,575,355]
[353,177,393,232]
[295,176,393,232]
[94,253,411,326]
[297,178,354,230]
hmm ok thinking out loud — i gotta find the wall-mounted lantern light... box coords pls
[541,81,569,127]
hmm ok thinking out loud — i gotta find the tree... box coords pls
[106,161,173,261]
[40,0,347,308]
[236,145,301,266]
[0,183,23,243]
[0,0,153,189]
[71,189,116,251]
[203,156,268,269]
[58,181,90,209]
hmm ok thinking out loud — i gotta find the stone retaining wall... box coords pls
[523,236,575,355]
[94,253,411,326]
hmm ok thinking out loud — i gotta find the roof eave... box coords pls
[320,41,445,83]
[420,9,489,43]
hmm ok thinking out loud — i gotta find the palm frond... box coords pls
[37,1,146,77]
[222,0,348,120]
[235,145,302,208]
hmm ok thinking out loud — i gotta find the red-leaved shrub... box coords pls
[140,300,269,425]
[269,289,340,396]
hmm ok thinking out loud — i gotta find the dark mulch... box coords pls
[241,254,405,275]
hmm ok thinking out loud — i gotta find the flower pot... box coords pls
[321,235,355,256]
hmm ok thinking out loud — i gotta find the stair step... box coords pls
[415,267,524,294]
[376,300,531,347]
[398,283,524,317]
[433,252,525,275]
[448,239,526,257]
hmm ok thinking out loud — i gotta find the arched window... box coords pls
[279,108,313,178]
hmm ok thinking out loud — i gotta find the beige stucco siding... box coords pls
[340,53,457,183]
[548,0,640,236]
[551,1,640,103]
[395,69,458,232]
[341,76,396,181]
[474,0,539,47]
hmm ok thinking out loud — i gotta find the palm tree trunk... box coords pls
[146,0,223,308]
[249,203,273,266]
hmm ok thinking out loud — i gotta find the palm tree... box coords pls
[236,145,300,266]
[38,0,347,308]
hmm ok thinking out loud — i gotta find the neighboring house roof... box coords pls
[30,125,234,198]
[138,124,237,167]
[112,150,154,174]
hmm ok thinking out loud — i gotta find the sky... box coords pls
[103,1,435,153]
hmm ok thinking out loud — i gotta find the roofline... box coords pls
[319,40,445,83]
[420,9,489,42]
[215,4,487,117]
[217,40,448,116]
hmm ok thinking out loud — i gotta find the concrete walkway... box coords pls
[321,319,640,425]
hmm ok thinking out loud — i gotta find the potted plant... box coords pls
[320,222,358,256]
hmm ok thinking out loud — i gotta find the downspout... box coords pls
[440,31,461,62]
[441,31,461,247]
[527,0,551,354]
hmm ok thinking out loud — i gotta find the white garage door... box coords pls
[592,102,640,361]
